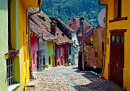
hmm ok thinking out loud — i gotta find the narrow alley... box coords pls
[26,66,122,91]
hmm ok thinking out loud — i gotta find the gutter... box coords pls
[28,0,43,78]
[97,0,107,77]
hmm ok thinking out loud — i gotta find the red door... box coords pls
[110,32,124,87]
[32,51,37,72]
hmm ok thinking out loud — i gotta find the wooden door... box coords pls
[110,32,124,87]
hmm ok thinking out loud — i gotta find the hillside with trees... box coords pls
[42,0,104,27]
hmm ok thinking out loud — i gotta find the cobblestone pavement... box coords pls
[28,66,123,91]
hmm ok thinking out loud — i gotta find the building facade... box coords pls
[101,0,130,90]
[30,34,39,72]
[55,44,68,66]
[50,17,74,64]
[0,0,39,90]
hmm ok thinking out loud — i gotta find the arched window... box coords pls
[49,56,51,65]
[43,55,45,65]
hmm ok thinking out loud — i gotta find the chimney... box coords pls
[50,20,56,35]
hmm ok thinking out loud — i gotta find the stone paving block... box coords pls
[26,66,123,91]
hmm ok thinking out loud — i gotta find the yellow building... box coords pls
[18,0,40,90]
[101,0,130,90]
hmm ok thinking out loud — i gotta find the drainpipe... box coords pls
[97,0,107,77]
[28,0,43,78]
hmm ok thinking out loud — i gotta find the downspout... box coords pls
[28,0,43,78]
[97,0,107,77]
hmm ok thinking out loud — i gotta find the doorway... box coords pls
[110,32,124,87]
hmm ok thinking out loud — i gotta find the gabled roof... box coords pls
[30,19,57,41]
[29,8,73,44]
[50,17,75,33]
[54,27,73,45]
[29,8,57,41]
[67,18,91,36]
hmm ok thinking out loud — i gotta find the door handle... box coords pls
[116,63,118,67]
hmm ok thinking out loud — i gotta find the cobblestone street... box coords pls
[27,66,123,91]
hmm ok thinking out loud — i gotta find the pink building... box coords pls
[31,35,38,72]
[55,44,68,66]
[53,27,73,66]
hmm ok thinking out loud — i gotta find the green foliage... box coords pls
[42,0,104,27]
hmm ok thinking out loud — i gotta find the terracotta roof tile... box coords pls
[30,20,57,41]
[54,27,73,45]
[67,18,91,36]
[29,9,57,41]
[29,8,73,44]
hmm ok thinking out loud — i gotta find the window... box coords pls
[61,48,63,56]
[112,35,115,42]
[7,58,13,86]
[116,36,120,43]
[114,0,122,18]
[49,56,51,65]
[43,55,45,65]
[121,36,124,43]
[111,35,124,43]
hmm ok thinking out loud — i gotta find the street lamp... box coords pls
[80,16,85,71]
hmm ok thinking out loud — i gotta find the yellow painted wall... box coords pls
[18,1,29,90]
[102,0,130,90]
[18,0,38,90]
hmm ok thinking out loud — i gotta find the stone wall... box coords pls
[93,28,105,68]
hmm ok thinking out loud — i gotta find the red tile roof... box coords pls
[29,8,73,44]
[67,18,93,46]
[67,18,91,33]
[54,27,73,45]
[29,9,57,41]
[30,20,57,41]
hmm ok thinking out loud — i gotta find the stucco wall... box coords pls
[55,44,68,66]
[72,32,80,65]
[0,0,8,90]
[0,0,21,91]
[72,32,79,45]
[68,44,73,64]
[93,28,105,68]
[103,0,130,90]
[11,0,21,91]
[39,38,47,66]
[18,0,33,90]
[31,36,38,72]
[47,41,54,67]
